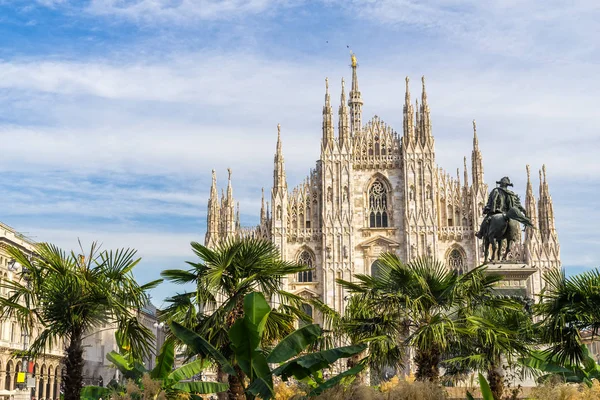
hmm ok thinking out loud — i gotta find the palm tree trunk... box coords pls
[63,332,85,400]
[227,365,246,400]
[347,351,367,384]
[217,365,228,400]
[487,364,504,400]
[414,347,440,382]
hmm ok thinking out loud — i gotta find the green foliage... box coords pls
[84,339,228,399]
[478,373,495,400]
[161,238,310,352]
[535,268,600,366]
[0,242,161,400]
[337,254,501,381]
[171,291,366,400]
[520,343,600,387]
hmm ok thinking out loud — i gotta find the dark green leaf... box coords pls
[266,324,321,364]
[151,340,175,380]
[168,358,209,382]
[170,321,236,376]
[478,373,494,400]
[308,363,366,396]
[173,381,229,394]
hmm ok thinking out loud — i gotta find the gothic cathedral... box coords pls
[204,55,561,317]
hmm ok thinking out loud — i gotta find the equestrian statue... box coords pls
[475,176,533,262]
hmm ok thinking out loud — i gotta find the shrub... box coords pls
[528,380,600,400]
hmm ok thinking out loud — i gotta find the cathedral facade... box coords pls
[204,56,561,316]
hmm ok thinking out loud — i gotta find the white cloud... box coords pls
[346,0,600,60]
[3,0,600,286]
[85,0,287,22]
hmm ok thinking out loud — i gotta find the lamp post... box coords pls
[8,258,32,400]
[152,322,165,370]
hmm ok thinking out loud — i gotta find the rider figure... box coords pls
[475,176,531,239]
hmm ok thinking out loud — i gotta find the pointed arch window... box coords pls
[371,260,383,278]
[297,251,315,283]
[368,180,389,228]
[448,248,466,275]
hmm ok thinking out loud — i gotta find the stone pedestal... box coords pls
[12,388,30,400]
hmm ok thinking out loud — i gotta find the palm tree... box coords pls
[160,237,309,400]
[338,254,501,382]
[312,294,404,383]
[446,298,536,400]
[0,242,161,400]
[535,268,600,366]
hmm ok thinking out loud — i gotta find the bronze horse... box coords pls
[482,207,522,263]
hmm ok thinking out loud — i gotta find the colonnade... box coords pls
[0,359,61,400]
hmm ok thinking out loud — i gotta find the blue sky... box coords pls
[1,0,599,305]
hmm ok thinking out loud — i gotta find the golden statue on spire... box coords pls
[350,51,357,68]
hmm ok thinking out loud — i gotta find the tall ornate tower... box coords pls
[401,77,438,259]
[271,124,288,257]
[348,53,363,136]
[320,73,355,313]
[205,170,220,247]
[469,120,488,263]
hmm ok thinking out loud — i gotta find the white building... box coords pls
[204,54,561,318]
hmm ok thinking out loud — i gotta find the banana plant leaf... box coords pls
[266,324,322,364]
[273,344,367,380]
[173,381,229,394]
[168,358,210,382]
[170,321,237,376]
[308,363,366,396]
[229,292,273,398]
[478,373,494,400]
[151,339,175,380]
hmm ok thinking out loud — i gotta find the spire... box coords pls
[419,76,432,143]
[260,187,266,223]
[525,165,537,231]
[227,168,233,201]
[471,119,484,192]
[414,99,421,139]
[338,77,350,148]
[209,169,218,200]
[463,156,469,188]
[273,123,287,196]
[456,167,461,188]
[348,52,363,135]
[236,201,241,230]
[538,164,557,242]
[322,77,334,151]
[205,169,221,246]
[403,76,415,142]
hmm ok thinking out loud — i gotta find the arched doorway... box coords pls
[371,260,382,278]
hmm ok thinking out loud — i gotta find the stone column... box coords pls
[48,374,54,400]
[0,371,5,391]
[54,377,61,400]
